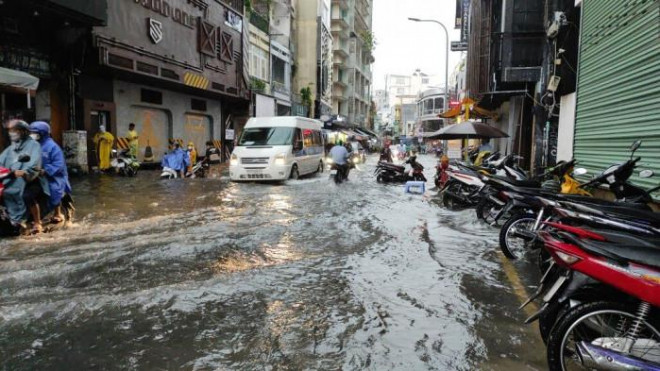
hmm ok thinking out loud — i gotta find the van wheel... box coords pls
[290,165,299,180]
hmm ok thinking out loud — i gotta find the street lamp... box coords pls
[407,17,449,114]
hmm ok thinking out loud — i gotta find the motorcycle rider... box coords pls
[29,121,71,224]
[0,119,49,232]
[380,143,393,163]
[161,142,190,178]
[329,140,350,180]
[186,141,197,176]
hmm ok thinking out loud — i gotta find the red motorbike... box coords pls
[529,221,660,370]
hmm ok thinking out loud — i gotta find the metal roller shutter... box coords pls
[574,0,660,192]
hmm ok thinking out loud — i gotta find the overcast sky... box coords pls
[372,0,465,90]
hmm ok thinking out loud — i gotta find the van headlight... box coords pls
[230,154,238,166]
[274,153,286,166]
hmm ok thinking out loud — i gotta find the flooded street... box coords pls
[1,155,546,370]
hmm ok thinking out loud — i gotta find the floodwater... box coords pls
[0,156,547,370]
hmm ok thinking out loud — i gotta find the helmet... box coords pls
[29,121,50,137]
[6,119,30,131]
[188,141,194,147]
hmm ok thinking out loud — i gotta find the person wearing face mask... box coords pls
[186,141,197,176]
[93,125,115,171]
[29,121,71,224]
[0,119,49,232]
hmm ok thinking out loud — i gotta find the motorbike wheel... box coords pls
[546,301,660,371]
[499,213,537,259]
[126,167,136,177]
[376,174,385,183]
[442,181,461,209]
[475,198,497,223]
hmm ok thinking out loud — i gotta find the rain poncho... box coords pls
[161,148,190,172]
[0,137,49,223]
[127,129,139,158]
[38,136,72,209]
[93,131,115,170]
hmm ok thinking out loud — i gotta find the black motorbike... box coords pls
[375,155,426,183]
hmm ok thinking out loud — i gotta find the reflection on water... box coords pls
[0,157,545,370]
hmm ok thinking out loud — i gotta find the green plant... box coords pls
[245,0,252,13]
[250,77,266,92]
[300,87,313,118]
[360,30,377,54]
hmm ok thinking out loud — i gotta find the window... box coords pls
[395,77,405,85]
[422,78,430,84]
[424,99,433,114]
[434,97,445,112]
[191,99,207,111]
[238,127,295,146]
[250,45,269,81]
[141,89,162,105]
[396,88,404,95]
[303,129,314,147]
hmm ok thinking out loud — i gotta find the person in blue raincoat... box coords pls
[29,121,72,223]
[161,142,190,178]
[0,119,50,232]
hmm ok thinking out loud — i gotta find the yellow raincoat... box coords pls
[187,142,197,174]
[94,131,115,170]
[127,129,139,158]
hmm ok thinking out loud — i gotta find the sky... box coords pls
[372,0,465,90]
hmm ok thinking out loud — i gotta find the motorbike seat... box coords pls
[489,176,541,191]
[559,199,658,225]
[378,162,405,172]
[565,231,660,269]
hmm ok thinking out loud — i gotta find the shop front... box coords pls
[82,0,249,168]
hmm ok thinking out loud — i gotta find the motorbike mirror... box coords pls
[17,154,30,163]
[573,168,588,176]
[630,140,642,154]
[639,169,654,178]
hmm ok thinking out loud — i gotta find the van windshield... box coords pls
[238,127,295,146]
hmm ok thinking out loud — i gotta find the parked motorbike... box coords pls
[186,148,218,178]
[498,141,658,260]
[0,155,75,236]
[522,221,660,370]
[375,155,426,183]
[111,149,140,177]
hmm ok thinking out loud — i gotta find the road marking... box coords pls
[497,250,539,317]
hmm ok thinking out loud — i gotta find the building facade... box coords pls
[85,0,250,168]
[0,0,107,148]
[330,0,374,128]
[294,0,333,119]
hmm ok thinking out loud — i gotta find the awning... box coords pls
[0,67,39,109]
[342,130,366,141]
[0,67,39,90]
[354,128,377,138]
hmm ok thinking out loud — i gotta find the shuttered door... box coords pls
[573,0,660,192]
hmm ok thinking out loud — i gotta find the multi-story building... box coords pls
[330,0,374,128]
[1,0,251,168]
[294,0,333,119]
[248,0,294,117]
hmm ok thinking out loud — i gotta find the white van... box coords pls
[229,117,325,181]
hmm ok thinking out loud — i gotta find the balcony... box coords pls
[333,41,349,58]
[250,12,269,33]
[219,0,245,14]
[331,12,350,30]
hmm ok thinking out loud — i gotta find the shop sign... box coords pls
[130,0,195,29]
[225,129,235,140]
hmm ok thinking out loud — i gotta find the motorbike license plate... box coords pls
[542,275,568,303]
[330,170,338,175]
